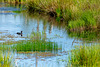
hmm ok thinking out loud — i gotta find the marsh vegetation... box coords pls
[68,44,100,67]
[27,0,100,31]
[0,0,100,67]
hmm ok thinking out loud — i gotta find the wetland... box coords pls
[0,1,100,67]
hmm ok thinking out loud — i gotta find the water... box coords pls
[0,3,99,67]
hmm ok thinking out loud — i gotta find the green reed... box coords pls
[13,40,60,52]
[68,44,100,67]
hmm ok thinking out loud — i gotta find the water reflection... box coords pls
[67,29,100,43]
[14,52,68,67]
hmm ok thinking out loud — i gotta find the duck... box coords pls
[16,31,22,36]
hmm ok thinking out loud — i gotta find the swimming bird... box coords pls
[16,31,22,36]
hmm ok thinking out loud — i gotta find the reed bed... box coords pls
[68,44,100,67]
[27,0,100,31]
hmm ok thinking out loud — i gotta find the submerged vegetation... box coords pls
[26,0,100,31]
[68,44,100,67]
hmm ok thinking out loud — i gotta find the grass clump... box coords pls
[13,40,60,52]
[68,44,100,67]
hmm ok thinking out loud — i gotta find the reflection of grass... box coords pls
[68,44,100,67]
[0,51,12,67]
[13,40,60,52]
[68,30,100,41]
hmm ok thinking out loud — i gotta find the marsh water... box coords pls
[0,3,99,67]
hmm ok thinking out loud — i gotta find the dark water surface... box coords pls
[0,3,99,67]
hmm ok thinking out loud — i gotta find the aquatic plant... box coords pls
[13,40,60,52]
[0,51,12,67]
[68,44,100,67]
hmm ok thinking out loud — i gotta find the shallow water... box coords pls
[0,3,99,67]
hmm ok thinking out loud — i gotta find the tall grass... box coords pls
[13,40,60,52]
[68,44,100,67]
